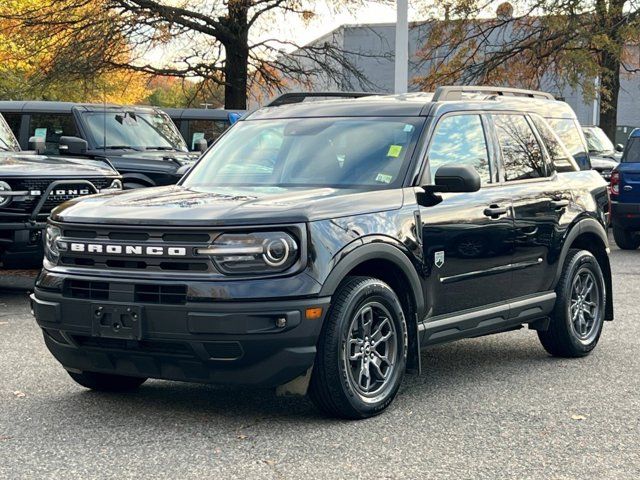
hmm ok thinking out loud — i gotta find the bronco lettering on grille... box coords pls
[69,243,188,257]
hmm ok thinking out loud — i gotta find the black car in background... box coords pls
[0,101,198,189]
[0,113,121,268]
[162,108,242,151]
[583,125,624,181]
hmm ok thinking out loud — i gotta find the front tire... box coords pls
[67,371,147,392]
[309,276,408,419]
[613,226,640,250]
[538,249,605,358]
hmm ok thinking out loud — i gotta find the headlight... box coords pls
[198,231,299,275]
[44,225,66,264]
[0,181,12,207]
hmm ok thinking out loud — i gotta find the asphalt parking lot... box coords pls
[1,244,639,480]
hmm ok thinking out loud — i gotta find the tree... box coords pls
[4,1,385,110]
[414,0,640,140]
[0,0,150,104]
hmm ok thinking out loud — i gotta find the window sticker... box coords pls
[375,173,393,184]
[387,145,403,158]
[34,128,47,138]
[192,132,205,150]
[403,124,414,133]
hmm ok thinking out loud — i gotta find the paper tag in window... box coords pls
[375,173,393,184]
[387,145,402,158]
[192,132,205,150]
[34,128,47,138]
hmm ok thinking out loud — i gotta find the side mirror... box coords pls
[176,164,192,176]
[423,164,481,193]
[59,136,88,155]
[193,138,208,153]
[28,136,46,154]
[616,143,624,152]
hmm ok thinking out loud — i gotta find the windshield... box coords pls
[584,127,615,154]
[183,117,424,189]
[0,114,20,152]
[82,111,188,151]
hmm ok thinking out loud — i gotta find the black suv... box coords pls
[31,87,613,419]
[0,101,199,189]
[0,114,121,268]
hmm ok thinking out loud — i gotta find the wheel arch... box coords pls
[319,241,425,373]
[555,218,613,320]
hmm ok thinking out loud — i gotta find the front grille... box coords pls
[72,336,194,357]
[4,177,112,215]
[59,225,215,274]
[64,280,188,305]
[135,284,187,305]
[65,280,109,300]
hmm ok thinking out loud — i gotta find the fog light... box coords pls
[275,317,287,328]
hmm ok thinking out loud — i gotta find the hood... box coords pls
[0,152,119,177]
[590,151,622,163]
[590,156,618,170]
[52,185,404,226]
[95,150,199,174]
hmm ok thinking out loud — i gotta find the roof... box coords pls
[246,91,577,120]
[161,108,242,120]
[0,100,161,114]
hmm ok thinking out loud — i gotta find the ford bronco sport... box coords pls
[31,87,613,419]
[0,113,121,268]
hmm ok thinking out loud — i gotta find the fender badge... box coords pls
[434,251,445,268]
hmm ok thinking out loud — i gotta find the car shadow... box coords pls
[47,331,564,424]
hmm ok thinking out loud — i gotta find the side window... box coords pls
[493,114,547,181]
[427,114,491,184]
[187,119,230,150]
[546,118,590,170]
[29,113,79,155]
[530,116,578,173]
[2,113,22,139]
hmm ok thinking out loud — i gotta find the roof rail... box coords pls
[432,86,555,102]
[266,91,381,107]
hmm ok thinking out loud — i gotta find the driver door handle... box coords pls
[483,204,509,218]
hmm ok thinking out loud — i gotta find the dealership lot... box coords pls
[1,242,639,480]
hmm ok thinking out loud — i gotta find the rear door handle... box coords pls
[483,205,509,218]
[550,199,569,210]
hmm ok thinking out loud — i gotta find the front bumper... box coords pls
[31,287,330,387]
[610,201,640,230]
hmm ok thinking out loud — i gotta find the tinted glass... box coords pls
[82,111,187,151]
[0,115,20,152]
[546,118,590,170]
[584,126,615,154]
[622,137,640,163]
[531,116,577,173]
[494,114,547,181]
[29,113,78,155]
[184,117,424,188]
[2,113,21,139]
[427,114,491,184]
[186,119,230,150]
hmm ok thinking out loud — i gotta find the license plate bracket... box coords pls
[91,304,143,340]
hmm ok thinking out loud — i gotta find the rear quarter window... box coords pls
[546,118,591,170]
[622,138,640,163]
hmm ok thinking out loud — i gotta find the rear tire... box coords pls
[538,249,605,358]
[309,276,407,419]
[67,371,147,392]
[613,226,640,250]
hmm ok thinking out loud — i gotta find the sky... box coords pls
[144,1,415,66]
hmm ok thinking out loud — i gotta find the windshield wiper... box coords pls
[101,146,143,151]
[145,146,177,151]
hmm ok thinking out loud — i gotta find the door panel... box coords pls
[418,187,514,317]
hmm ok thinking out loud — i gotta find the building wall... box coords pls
[294,22,640,139]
